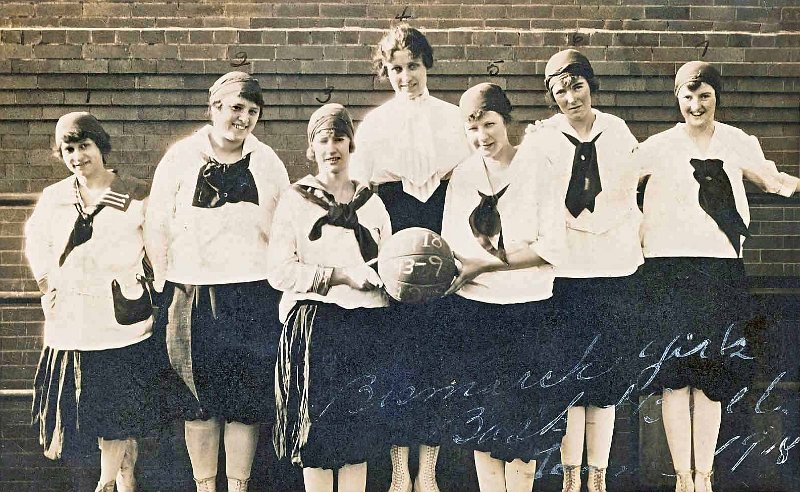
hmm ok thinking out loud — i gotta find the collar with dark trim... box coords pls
[69,171,149,212]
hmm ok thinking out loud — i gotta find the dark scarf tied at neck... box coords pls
[58,174,148,266]
[563,132,603,218]
[192,153,259,208]
[469,185,509,264]
[690,158,749,255]
[59,204,104,266]
[293,183,378,263]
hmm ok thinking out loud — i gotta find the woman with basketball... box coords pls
[350,23,471,492]
[523,49,643,492]
[26,112,159,492]
[636,61,800,492]
[442,83,572,492]
[269,103,391,492]
[145,72,289,492]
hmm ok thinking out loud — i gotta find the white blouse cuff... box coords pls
[776,172,799,197]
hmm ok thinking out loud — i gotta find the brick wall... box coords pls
[1,1,799,32]
[0,2,799,491]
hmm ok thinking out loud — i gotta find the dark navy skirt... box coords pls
[552,271,644,408]
[372,298,453,447]
[274,301,383,469]
[440,295,578,462]
[158,279,281,424]
[32,334,164,460]
[638,258,764,403]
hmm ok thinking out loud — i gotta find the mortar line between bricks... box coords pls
[0,27,795,36]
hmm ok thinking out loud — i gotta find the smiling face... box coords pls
[550,74,593,125]
[312,130,351,176]
[384,49,428,99]
[209,94,260,145]
[464,110,511,161]
[60,138,105,179]
[677,81,717,130]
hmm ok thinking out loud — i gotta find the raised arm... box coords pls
[738,134,799,196]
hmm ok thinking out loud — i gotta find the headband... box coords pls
[306,103,356,160]
[208,71,262,103]
[674,61,722,96]
[459,83,512,121]
[544,49,595,92]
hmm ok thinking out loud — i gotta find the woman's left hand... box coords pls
[444,253,488,296]
[524,119,546,135]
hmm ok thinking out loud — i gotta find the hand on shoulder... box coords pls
[524,120,547,135]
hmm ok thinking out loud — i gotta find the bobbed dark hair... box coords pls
[52,115,112,163]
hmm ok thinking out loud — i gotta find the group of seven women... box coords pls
[25,23,799,492]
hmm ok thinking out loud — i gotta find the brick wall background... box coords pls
[0,1,798,491]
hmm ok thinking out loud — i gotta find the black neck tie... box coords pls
[690,158,750,255]
[59,204,105,266]
[192,153,259,208]
[469,185,509,264]
[563,132,603,218]
[294,184,379,263]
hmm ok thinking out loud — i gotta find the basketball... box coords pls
[377,227,458,304]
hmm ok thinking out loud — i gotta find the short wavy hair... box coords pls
[372,24,434,78]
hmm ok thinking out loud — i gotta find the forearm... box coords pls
[330,267,352,287]
[143,221,169,290]
[145,156,179,290]
[24,202,56,288]
[478,245,549,275]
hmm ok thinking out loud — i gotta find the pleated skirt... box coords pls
[440,295,577,462]
[273,301,383,469]
[638,257,764,403]
[158,279,281,424]
[552,270,645,407]
[32,333,163,460]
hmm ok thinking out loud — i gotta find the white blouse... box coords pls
[350,90,472,202]
[637,122,798,259]
[25,174,153,350]
[144,125,290,289]
[523,109,643,278]
[267,175,391,322]
[441,146,568,304]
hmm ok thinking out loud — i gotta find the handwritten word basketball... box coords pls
[378,227,457,304]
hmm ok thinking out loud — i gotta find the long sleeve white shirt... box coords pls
[441,145,569,304]
[523,110,643,278]
[144,125,290,288]
[25,174,153,350]
[267,175,391,322]
[637,122,799,259]
[350,90,472,202]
